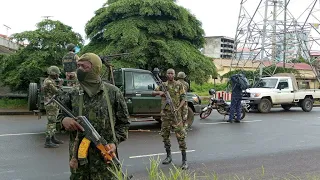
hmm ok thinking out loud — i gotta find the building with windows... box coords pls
[202,36,235,59]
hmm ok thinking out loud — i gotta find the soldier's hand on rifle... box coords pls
[58,78,64,87]
[62,117,84,131]
[158,91,165,97]
[104,143,116,163]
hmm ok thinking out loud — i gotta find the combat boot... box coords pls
[44,137,59,148]
[51,135,64,144]
[181,150,189,170]
[162,148,172,164]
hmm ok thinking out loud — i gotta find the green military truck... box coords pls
[28,68,202,127]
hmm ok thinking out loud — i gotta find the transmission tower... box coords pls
[231,0,320,82]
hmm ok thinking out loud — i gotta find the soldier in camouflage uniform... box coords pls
[58,53,130,180]
[43,66,64,148]
[62,43,79,86]
[177,72,189,125]
[152,69,189,170]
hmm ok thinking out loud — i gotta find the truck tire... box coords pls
[281,104,292,111]
[258,98,272,113]
[28,83,38,111]
[301,98,313,112]
[154,117,162,124]
[185,107,195,128]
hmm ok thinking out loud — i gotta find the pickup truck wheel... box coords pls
[28,83,38,111]
[301,98,313,112]
[258,98,272,113]
[185,107,194,128]
[281,104,292,111]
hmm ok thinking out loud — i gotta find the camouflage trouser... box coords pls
[65,72,77,86]
[161,109,187,151]
[181,103,188,122]
[45,104,59,138]
[229,97,242,121]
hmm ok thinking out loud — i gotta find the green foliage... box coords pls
[84,0,217,84]
[0,98,27,109]
[191,82,228,96]
[0,20,83,91]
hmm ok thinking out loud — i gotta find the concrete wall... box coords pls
[0,37,18,50]
[203,37,221,58]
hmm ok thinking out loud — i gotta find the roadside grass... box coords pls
[0,98,28,109]
[110,157,320,180]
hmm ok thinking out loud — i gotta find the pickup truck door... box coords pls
[124,71,161,115]
[275,79,295,103]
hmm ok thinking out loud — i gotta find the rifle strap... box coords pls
[69,89,84,170]
[103,85,117,144]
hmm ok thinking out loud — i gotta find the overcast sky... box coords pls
[0,0,319,42]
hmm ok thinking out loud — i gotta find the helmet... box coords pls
[66,43,76,51]
[209,88,216,95]
[177,72,186,79]
[47,66,61,75]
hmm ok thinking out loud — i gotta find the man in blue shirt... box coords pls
[228,74,243,123]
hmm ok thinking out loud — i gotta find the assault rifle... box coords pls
[152,68,179,123]
[45,95,132,180]
[99,53,130,85]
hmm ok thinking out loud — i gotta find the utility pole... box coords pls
[41,16,53,20]
[3,24,11,38]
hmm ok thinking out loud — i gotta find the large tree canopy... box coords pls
[83,0,217,83]
[0,20,83,91]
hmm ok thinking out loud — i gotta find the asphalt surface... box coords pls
[1,108,320,179]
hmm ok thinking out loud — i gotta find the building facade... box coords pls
[202,36,235,59]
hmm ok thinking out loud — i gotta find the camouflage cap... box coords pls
[47,66,61,75]
[78,53,102,75]
[177,71,186,79]
[66,43,76,51]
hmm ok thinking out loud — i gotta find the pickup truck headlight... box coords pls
[250,93,261,98]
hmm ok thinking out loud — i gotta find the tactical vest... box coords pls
[62,52,77,72]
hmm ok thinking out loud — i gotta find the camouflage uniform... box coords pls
[156,80,187,151]
[177,79,189,122]
[43,77,60,137]
[62,44,79,86]
[43,66,64,148]
[58,53,130,180]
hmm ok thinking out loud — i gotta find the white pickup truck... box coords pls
[242,73,320,113]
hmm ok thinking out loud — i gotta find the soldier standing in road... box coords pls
[58,53,130,180]
[62,43,79,86]
[43,66,64,148]
[176,71,189,126]
[152,69,189,170]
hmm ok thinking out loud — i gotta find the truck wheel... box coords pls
[154,117,162,124]
[258,98,272,113]
[301,98,313,112]
[185,107,194,128]
[281,104,292,111]
[28,83,38,111]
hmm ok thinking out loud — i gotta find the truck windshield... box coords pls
[253,78,278,88]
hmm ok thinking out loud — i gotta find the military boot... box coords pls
[51,135,64,144]
[181,150,189,170]
[162,148,172,164]
[44,137,59,148]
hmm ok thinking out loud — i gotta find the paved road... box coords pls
[1,108,320,179]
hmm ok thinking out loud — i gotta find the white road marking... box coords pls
[0,132,44,137]
[200,120,262,125]
[129,150,196,159]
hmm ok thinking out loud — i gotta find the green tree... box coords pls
[0,20,83,91]
[83,0,217,83]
